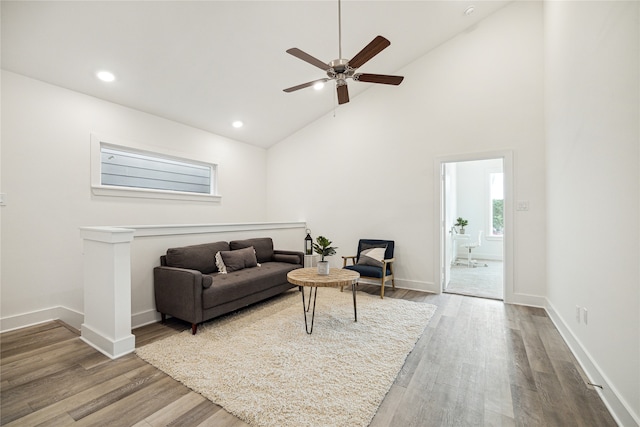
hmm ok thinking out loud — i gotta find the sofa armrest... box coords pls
[153,266,206,324]
[273,250,304,265]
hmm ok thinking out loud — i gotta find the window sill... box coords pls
[486,235,503,241]
[92,185,221,203]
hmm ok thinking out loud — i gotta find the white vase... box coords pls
[317,261,330,275]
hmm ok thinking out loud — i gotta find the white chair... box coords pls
[460,230,486,268]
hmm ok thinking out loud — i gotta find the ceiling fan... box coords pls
[283,0,404,105]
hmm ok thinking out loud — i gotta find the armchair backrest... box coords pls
[356,239,395,263]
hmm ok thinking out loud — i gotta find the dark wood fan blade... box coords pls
[348,36,391,69]
[283,79,329,93]
[286,48,329,71]
[337,84,349,105]
[355,73,404,85]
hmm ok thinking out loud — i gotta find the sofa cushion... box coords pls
[165,241,230,274]
[202,261,299,309]
[215,247,259,273]
[230,238,274,263]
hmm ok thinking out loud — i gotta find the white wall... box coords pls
[267,1,546,302]
[545,1,640,425]
[0,71,269,324]
[455,158,503,261]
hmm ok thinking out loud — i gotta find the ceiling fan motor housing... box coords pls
[327,59,355,80]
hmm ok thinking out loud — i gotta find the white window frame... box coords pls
[90,133,221,202]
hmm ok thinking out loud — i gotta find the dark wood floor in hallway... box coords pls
[1,285,617,426]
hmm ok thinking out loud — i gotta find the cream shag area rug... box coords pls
[136,287,437,427]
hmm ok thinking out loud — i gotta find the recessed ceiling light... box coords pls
[313,81,325,91]
[96,70,116,82]
[232,120,243,128]
[464,5,475,16]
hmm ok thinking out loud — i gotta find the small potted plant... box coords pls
[455,217,468,234]
[313,235,337,275]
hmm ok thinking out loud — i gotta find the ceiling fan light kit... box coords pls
[283,0,404,105]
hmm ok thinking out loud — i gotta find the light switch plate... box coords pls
[516,200,529,211]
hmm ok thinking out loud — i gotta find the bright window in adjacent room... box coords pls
[91,134,220,202]
[489,172,504,237]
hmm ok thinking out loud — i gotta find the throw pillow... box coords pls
[215,251,228,274]
[215,246,259,274]
[357,246,387,268]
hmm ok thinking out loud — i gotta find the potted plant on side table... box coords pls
[313,236,337,275]
[455,217,469,234]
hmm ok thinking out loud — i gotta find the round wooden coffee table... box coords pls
[287,267,360,334]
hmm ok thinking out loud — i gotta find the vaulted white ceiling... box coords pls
[1,1,510,148]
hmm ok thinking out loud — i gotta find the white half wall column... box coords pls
[80,226,136,359]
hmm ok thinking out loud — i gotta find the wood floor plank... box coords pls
[505,327,538,392]
[1,290,617,427]
[73,375,190,426]
[132,391,208,426]
[0,325,78,359]
[68,364,166,421]
[485,355,514,419]
[368,384,407,427]
[3,375,131,427]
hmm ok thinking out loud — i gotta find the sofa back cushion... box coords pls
[165,241,230,274]
[230,238,274,263]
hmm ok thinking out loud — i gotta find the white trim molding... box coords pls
[0,306,83,333]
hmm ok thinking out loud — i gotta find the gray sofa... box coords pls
[154,237,303,334]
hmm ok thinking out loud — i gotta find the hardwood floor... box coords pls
[1,286,617,426]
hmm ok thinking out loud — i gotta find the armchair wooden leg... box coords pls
[191,323,198,335]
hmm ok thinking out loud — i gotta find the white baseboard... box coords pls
[507,292,546,307]
[80,323,135,359]
[0,306,161,334]
[132,309,162,329]
[0,306,84,333]
[545,300,639,427]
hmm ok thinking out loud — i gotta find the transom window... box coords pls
[100,146,212,194]
[91,134,220,202]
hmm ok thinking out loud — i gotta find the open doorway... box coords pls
[441,158,504,300]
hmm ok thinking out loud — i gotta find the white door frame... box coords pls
[433,150,514,303]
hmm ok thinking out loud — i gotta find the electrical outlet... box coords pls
[583,307,588,325]
[516,200,530,211]
[575,306,581,323]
